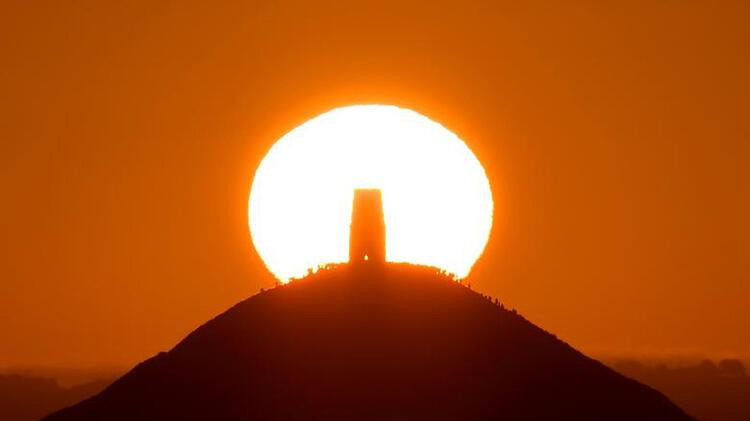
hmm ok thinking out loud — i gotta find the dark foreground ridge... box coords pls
[44,263,695,421]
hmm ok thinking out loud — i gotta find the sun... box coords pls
[249,105,493,282]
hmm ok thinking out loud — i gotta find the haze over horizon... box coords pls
[1,0,749,370]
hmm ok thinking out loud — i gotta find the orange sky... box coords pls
[1,1,748,368]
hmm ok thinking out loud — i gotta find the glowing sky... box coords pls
[249,105,493,281]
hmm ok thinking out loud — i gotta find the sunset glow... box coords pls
[249,105,493,281]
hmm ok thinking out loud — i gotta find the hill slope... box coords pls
[0,374,109,421]
[44,264,695,421]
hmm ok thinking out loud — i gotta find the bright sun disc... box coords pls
[249,105,493,282]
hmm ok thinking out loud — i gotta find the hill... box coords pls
[0,374,109,421]
[43,263,695,420]
[612,359,749,421]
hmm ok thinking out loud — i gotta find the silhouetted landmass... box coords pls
[612,359,750,421]
[44,263,694,420]
[0,374,110,421]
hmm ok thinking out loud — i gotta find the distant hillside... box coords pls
[612,359,750,421]
[0,374,110,421]
[45,263,694,420]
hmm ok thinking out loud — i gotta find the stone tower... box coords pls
[349,189,386,263]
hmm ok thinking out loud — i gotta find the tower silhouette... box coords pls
[349,189,385,263]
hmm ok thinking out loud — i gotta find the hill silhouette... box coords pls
[0,374,110,421]
[43,263,694,421]
[612,358,750,421]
